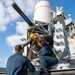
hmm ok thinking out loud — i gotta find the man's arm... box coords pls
[25,58,35,72]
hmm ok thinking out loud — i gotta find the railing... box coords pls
[0,72,5,75]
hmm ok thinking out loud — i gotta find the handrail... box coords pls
[0,72,5,74]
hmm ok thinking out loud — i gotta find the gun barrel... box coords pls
[12,3,34,26]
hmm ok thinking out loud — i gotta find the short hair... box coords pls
[15,45,23,52]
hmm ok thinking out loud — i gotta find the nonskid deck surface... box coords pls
[50,68,75,75]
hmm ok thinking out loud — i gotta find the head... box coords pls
[37,35,46,47]
[15,45,24,54]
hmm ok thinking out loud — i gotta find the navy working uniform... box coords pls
[6,53,35,75]
[39,42,58,69]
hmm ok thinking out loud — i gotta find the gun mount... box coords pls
[12,2,53,48]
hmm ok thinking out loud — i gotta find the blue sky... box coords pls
[0,0,75,68]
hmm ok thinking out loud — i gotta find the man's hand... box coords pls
[31,58,39,62]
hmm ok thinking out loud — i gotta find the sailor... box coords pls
[6,45,35,75]
[33,35,58,75]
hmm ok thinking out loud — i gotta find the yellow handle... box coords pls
[29,33,37,39]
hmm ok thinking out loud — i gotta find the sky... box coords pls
[0,0,75,68]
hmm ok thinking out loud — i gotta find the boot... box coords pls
[43,68,50,75]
